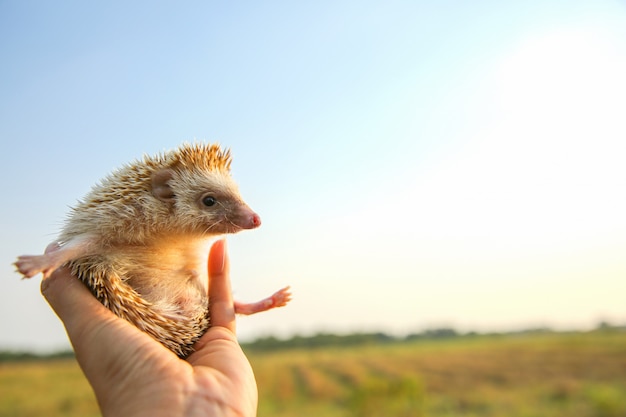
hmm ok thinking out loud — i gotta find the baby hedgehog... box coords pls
[15,142,291,357]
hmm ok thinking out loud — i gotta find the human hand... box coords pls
[41,239,257,417]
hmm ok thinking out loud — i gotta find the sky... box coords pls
[1,0,625,352]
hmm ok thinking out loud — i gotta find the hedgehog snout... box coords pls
[241,212,261,229]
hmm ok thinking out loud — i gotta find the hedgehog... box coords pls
[14,142,291,357]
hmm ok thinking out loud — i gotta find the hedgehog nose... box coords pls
[251,213,261,228]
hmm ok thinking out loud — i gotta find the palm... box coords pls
[41,240,258,417]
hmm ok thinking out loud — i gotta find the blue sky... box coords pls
[1,0,625,352]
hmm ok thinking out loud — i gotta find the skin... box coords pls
[41,239,257,417]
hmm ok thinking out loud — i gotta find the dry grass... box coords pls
[1,331,625,417]
[0,359,98,417]
[249,331,626,417]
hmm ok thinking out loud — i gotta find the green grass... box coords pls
[1,331,625,417]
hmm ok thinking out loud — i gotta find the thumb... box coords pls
[207,238,236,332]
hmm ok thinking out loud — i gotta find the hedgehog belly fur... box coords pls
[69,237,215,358]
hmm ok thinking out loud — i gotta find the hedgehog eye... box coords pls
[202,196,217,207]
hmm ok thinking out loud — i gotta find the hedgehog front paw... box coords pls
[269,286,292,308]
[234,286,292,315]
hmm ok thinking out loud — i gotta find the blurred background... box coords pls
[1,0,625,353]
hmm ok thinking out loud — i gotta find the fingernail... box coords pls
[210,238,227,273]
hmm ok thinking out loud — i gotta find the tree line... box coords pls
[1,322,623,361]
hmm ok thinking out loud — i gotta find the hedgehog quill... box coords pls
[15,143,291,357]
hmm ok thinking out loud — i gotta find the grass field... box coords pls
[1,331,625,417]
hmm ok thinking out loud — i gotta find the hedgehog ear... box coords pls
[151,169,176,202]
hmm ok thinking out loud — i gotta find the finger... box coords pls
[40,268,144,363]
[42,268,167,358]
[207,239,236,332]
[42,267,176,405]
[41,267,113,331]
[41,268,124,378]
